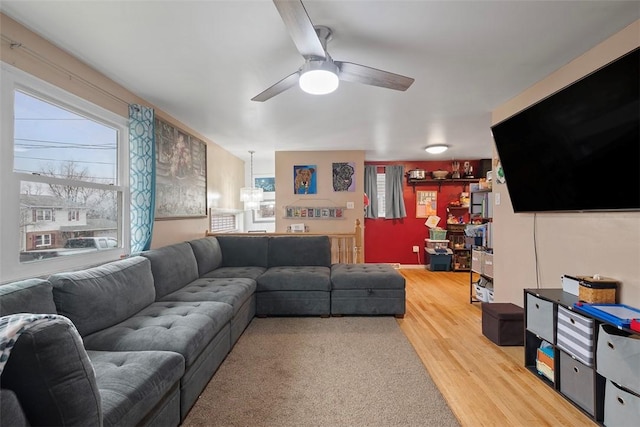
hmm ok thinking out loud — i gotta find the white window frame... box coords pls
[68,210,79,221]
[1,63,130,283]
[35,234,52,247]
[36,209,53,222]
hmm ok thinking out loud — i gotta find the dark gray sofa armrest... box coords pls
[0,315,102,426]
[0,389,29,427]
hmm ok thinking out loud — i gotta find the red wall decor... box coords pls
[364,160,483,265]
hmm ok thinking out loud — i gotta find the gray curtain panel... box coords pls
[385,165,407,219]
[364,165,378,218]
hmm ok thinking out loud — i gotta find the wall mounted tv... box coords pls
[491,48,639,213]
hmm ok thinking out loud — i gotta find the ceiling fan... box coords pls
[251,0,415,102]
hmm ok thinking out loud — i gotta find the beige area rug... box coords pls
[183,317,459,427]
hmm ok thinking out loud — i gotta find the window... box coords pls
[210,212,238,233]
[34,234,51,247]
[35,209,52,221]
[1,64,129,282]
[376,173,386,218]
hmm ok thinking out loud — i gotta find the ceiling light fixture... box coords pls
[239,151,264,210]
[425,144,449,154]
[298,60,339,95]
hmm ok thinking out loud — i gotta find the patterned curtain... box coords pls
[385,165,407,219]
[364,165,378,218]
[129,105,155,253]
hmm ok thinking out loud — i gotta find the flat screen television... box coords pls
[491,48,639,213]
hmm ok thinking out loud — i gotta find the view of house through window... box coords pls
[15,90,121,263]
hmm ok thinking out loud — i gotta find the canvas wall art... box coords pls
[154,118,207,219]
[332,162,355,192]
[293,165,317,194]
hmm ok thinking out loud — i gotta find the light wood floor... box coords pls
[397,269,596,427]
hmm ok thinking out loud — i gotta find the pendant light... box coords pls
[239,151,264,210]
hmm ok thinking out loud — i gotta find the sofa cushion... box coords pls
[50,256,155,336]
[141,243,199,299]
[330,263,406,290]
[268,236,331,267]
[82,301,232,367]
[257,266,331,292]
[87,350,184,427]
[187,237,223,277]
[0,315,102,426]
[159,278,256,316]
[216,235,269,268]
[201,266,266,281]
[0,278,57,316]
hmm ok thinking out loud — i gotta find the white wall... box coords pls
[491,21,640,306]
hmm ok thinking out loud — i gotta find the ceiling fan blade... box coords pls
[273,0,326,60]
[336,61,415,91]
[251,71,300,102]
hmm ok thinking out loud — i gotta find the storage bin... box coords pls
[483,252,494,277]
[481,302,524,346]
[559,350,597,416]
[471,249,483,273]
[429,229,447,240]
[474,282,487,302]
[446,223,466,233]
[486,288,494,303]
[425,239,450,250]
[604,380,640,427]
[427,254,452,271]
[556,306,595,366]
[526,294,554,343]
[577,275,618,303]
[597,324,640,395]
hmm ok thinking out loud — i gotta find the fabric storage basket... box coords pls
[526,293,554,343]
[604,380,640,427]
[596,324,640,395]
[556,306,595,366]
[559,351,597,416]
[471,249,483,273]
[577,275,618,303]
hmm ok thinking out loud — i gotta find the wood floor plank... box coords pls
[397,269,597,427]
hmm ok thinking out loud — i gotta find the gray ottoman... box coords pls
[330,264,406,317]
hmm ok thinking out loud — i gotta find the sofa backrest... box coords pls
[216,235,269,268]
[0,279,57,316]
[49,256,155,336]
[188,237,223,276]
[140,242,199,299]
[268,236,331,267]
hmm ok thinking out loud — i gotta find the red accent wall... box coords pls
[364,160,483,265]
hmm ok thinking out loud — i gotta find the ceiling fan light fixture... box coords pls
[299,60,339,95]
[425,144,449,154]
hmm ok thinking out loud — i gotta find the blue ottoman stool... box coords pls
[330,264,406,317]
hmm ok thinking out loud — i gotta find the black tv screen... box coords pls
[491,48,639,213]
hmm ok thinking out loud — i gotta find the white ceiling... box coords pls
[1,1,639,165]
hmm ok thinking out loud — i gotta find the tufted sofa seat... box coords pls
[330,263,406,317]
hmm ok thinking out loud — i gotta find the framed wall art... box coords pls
[293,165,317,194]
[154,118,207,219]
[332,162,356,192]
[253,200,276,223]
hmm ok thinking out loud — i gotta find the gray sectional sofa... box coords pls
[0,235,405,426]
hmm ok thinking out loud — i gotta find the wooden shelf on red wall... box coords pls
[406,177,480,192]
